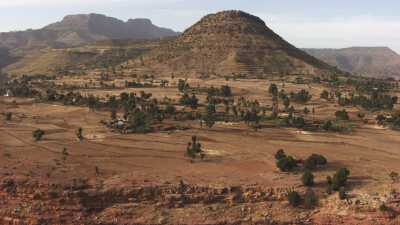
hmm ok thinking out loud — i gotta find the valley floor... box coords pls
[1,78,400,224]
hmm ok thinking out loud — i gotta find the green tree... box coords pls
[302,170,315,187]
[165,104,177,115]
[331,168,350,191]
[304,188,318,209]
[268,83,278,96]
[186,136,204,159]
[303,107,310,114]
[277,156,297,172]
[283,97,290,110]
[335,109,349,120]
[304,154,327,170]
[5,112,12,121]
[275,149,286,161]
[294,116,306,128]
[178,79,189,92]
[202,113,216,128]
[287,191,301,207]
[376,114,386,125]
[76,127,83,141]
[33,129,45,141]
[127,109,151,133]
[322,120,333,131]
[87,95,98,111]
[221,85,232,97]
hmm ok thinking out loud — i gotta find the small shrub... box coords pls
[304,158,317,170]
[275,149,286,161]
[309,154,328,165]
[76,128,83,141]
[268,83,278,96]
[287,191,302,207]
[379,203,389,212]
[338,187,347,200]
[304,154,328,170]
[5,112,12,121]
[33,129,45,141]
[186,136,204,160]
[376,114,386,125]
[303,107,310,114]
[302,170,315,187]
[62,147,69,161]
[389,171,399,183]
[335,109,349,120]
[292,116,306,128]
[277,156,297,172]
[110,110,117,120]
[331,168,350,191]
[304,189,318,209]
[322,120,333,131]
[320,90,329,100]
[165,104,176,115]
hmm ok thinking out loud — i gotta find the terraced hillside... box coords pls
[124,10,337,78]
[3,39,160,76]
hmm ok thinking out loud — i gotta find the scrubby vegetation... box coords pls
[304,154,328,170]
[4,112,12,121]
[186,136,205,160]
[33,129,45,141]
[275,150,329,173]
[290,89,312,103]
[275,150,297,172]
[287,191,302,207]
[327,168,351,193]
[301,170,315,187]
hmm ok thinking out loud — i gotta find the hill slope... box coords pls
[128,10,336,78]
[0,14,179,50]
[304,47,400,78]
[3,40,158,76]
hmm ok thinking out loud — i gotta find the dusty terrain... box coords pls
[1,9,400,225]
[1,77,400,224]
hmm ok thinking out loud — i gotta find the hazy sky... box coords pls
[1,0,399,52]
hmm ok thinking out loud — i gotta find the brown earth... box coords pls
[104,10,337,79]
[1,77,400,224]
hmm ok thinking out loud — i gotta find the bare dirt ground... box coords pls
[1,78,400,224]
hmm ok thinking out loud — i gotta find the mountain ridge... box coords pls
[304,47,400,78]
[0,13,179,50]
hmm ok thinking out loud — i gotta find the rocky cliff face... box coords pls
[0,14,179,50]
[133,10,335,78]
[304,47,400,79]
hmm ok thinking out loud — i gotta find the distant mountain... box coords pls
[0,48,16,68]
[0,13,179,50]
[304,47,400,79]
[128,10,336,78]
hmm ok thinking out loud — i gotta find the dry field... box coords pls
[1,78,400,224]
